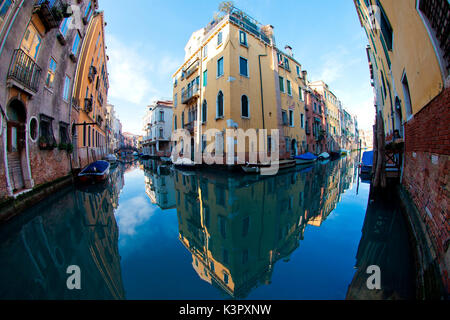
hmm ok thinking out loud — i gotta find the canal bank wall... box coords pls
[0,175,74,224]
[397,184,448,299]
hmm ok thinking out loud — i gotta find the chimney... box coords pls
[302,70,308,83]
[284,45,293,57]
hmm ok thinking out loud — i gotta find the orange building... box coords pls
[71,8,109,168]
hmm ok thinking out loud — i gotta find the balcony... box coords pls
[184,121,195,134]
[34,0,69,32]
[181,83,199,104]
[7,49,42,94]
[88,66,97,83]
[84,97,93,113]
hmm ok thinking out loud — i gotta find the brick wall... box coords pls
[403,87,450,292]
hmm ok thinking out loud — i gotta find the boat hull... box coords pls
[78,161,110,184]
[295,159,316,165]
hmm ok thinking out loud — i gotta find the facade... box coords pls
[122,132,140,149]
[71,8,109,168]
[172,6,308,164]
[0,0,94,200]
[309,80,344,153]
[105,103,121,153]
[142,100,173,157]
[304,88,327,154]
[354,0,449,294]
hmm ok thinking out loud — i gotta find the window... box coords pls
[216,91,224,119]
[159,111,164,122]
[83,122,86,146]
[29,118,38,141]
[63,76,70,101]
[299,87,303,101]
[217,57,224,77]
[39,114,56,146]
[45,58,57,88]
[84,1,93,22]
[223,273,229,284]
[174,93,177,107]
[159,128,163,138]
[203,44,208,57]
[239,30,247,46]
[72,32,81,55]
[287,80,292,96]
[59,122,70,145]
[401,72,413,119]
[202,100,207,123]
[284,56,290,70]
[60,17,72,37]
[203,70,207,87]
[20,23,41,60]
[201,134,207,152]
[282,110,288,125]
[289,110,294,127]
[0,0,12,28]
[239,57,248,77]
[174,115,177,130]
[279,76,285,92]
[301,113,304,128]
[217,31,222,45]
[296,65,300,77]
[376,0,393,51]
[241,95,249,118]
[181,112,184,128]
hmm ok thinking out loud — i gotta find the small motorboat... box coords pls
[78,160,110,184]
[104,154,117,163]
[160,157,172,164]
[242,164,260,174]
[173,157,196,169]
[318,152,330,160]
[294,152,318,165]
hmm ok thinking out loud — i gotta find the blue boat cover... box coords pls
[82,160,110,174]
[362,151,374,167]
[295,152,318,161]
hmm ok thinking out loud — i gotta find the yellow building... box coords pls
[354,0,449,296]
[71,8,109,168]
[172,6,307,163]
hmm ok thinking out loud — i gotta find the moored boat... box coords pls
[241,165,260,174]
[173,157,196,170]
[318,152,330,160]
[78,160,110,184]
[294,152,318,165]
[104,154,117,163]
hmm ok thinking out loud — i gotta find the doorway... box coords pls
[6,99,27,192]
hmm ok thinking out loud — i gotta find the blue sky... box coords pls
[99,0,375,135]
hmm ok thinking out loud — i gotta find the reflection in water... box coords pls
[0,152,414,299]
[0,166,126,300]
[171,156,358,299]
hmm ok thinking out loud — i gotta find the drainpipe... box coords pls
[258,54,267,130]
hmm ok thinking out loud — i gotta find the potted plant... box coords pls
[39,136,48,150]
[58,143,68,151]
[66,143,74,154]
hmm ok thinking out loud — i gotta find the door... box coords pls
[7,121,25,191]
[6,99,27,192]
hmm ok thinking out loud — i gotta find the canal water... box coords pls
[0,152,415,300]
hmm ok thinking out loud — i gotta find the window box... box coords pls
[69,53,77,63]
[39,136,56,150]
[56,32,66,45]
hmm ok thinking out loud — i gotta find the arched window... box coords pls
[217,91,223,119]
[202,100,207,123]
[241,95,249,118]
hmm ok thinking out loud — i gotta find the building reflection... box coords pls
[172,154,358,299]
[0,165,126,300]
[346,185,415,300]
[142,160,176,210]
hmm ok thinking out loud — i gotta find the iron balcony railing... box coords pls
[181,83,199,104]
[34,0,69,31]
[8,49,42,93]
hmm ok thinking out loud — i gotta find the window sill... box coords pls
[44,86,54,94]
[215,116,224,121]
[240,43,248,48]
[240,74,249,78]
[241,116,250,119]
[217,74,224,80]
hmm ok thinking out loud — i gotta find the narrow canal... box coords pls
[0,152,415,299]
